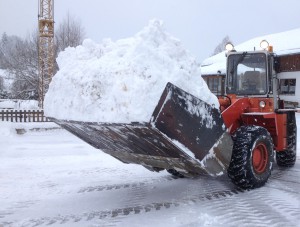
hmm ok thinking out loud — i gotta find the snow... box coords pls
[0,99,39,110]
[0,69,5,79]
[201,28,300,75]
[44,19,218,123]
[0,114,299,226]
[2,19,300,227]
[0,69,13,91]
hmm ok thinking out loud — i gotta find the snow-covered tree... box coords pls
[0,13,85,100]
[0,76,3,90]
[0,32,39,99]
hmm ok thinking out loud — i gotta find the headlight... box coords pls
[225,42,234,52]
[260,40,269,50]
[259,101,266,108]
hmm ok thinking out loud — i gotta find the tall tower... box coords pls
[38,0,54,108]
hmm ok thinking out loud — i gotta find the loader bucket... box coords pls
[52,83,233,176]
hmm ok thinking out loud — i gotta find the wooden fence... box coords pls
[0,109,50,122]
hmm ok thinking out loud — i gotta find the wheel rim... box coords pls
[252,143,268,174]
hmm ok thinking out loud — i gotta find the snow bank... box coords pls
[44,19,218,123]
[0,121,14,136]
[0,122,60,136]
[0,99,39,110]
[201,28,300,75]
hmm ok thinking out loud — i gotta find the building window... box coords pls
[203,76,224,95]
[279,79,296,95]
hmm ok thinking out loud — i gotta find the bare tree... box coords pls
[0,13,86,100]
[0,76,3,91]
[0,33,21,69]
[55,12,85,53]
[0,32,39,99]
[0,33,8,68]
[211,35,232,56]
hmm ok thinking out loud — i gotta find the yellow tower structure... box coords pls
[38,0,54,108]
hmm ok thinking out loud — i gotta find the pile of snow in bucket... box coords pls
[44,19,218,123]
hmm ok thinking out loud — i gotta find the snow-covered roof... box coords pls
[201,28,300,75]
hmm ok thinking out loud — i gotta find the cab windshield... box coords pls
[226,53,267,95]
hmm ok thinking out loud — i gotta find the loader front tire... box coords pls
[228,126,274,189]
[276,112,297,167]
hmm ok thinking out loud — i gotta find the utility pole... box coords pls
[38,0,54,108]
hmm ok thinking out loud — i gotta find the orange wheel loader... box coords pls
[52,41,297,189]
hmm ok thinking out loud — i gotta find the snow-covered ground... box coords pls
[0,99,39,110]
[0,114,299,227]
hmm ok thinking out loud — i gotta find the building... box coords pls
[275,53,300,106]
[201,28,300,107]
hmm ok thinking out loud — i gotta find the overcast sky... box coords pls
[1,0,300,62]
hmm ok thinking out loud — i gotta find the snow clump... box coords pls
[44,19,218,123]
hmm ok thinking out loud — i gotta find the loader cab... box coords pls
[226,51,270,96]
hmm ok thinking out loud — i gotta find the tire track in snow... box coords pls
[269,167,300,194]
[3,170,300,226]
[191,186,299,227]
[200,166,300,227]
[261,188,300,222]
[78,175,176,193]
[3,159,299,226]
[6,188,244,227]
[0,175,177,223]
[0,200,38,221]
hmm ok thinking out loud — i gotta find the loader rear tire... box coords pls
[167,169,184,178]
[228,126,274,189]
[276,112,297,167]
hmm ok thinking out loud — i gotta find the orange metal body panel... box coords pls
[241,113,287,151]
[221,97,250,134]
[219,96,287,151]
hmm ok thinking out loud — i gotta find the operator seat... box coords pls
[242,71,260,91]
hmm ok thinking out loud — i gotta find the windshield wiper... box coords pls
[230,52,248,75]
